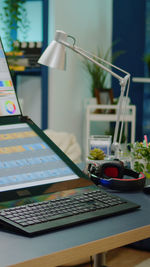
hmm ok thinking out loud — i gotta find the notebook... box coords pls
[0,38,140,236]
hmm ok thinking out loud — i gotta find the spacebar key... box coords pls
[46,212,73,221]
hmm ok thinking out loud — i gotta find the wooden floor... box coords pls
[61,247,150,267]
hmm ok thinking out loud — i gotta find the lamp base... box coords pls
[111,142,120,157]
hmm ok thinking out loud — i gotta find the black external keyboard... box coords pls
[0,186,140,236]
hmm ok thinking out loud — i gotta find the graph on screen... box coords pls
[0,41,21,116]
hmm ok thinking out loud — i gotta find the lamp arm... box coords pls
[76,46,130,77]
[59,39,130,151]
[112,82,127,147]
[59,40,129,85]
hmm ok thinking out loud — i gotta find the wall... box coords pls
[143,0,150,140]
[112,0,146,141]
[49,0,113,157]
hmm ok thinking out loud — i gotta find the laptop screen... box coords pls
[0,122,79,193]
[0,41,21,116]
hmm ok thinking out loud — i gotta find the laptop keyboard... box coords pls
[0,187,140,236]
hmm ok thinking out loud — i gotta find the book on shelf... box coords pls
[6,41,42,71]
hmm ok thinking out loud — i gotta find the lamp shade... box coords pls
[38,41,66,70]
[38,31,68,70]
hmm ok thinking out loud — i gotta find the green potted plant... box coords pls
[88,148,105,161]
[0,0,29,50]
[130,141,150,177]
[82,45,124,103]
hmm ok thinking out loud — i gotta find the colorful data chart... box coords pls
[0,155,60,169]
[5,100,16,114]
[0,142,49,154]
[0,49,4,58]
[0,130,36,140]
[0,80,12,87]
[0,167,73,186]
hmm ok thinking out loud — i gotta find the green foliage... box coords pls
[0,0,30,49]
[143,54,150,75]
[143,54,150,64]
[130,142,150,174]
[133,161,145,173]
[82,45,125,97]
[88,148,105,160]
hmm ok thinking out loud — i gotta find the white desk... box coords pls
[86,104,136,156]
[1,190,150,267]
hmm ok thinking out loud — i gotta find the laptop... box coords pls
[0,38,140,236]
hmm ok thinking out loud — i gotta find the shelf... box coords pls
[132,77,150,83]
[14,68,41,75]
[85,104,136,156]
[89,113,135,122]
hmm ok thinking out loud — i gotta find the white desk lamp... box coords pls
[38,30,130,155]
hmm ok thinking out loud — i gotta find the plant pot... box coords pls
[94,88,114,104]
[94,88,114,114]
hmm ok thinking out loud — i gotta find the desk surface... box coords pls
[0,189,149,267]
